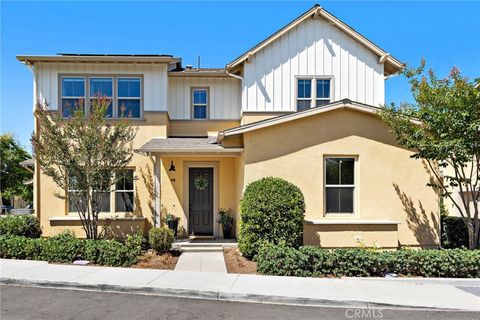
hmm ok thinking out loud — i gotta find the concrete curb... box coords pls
[1,277,472,312]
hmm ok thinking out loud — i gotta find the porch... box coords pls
[137,136,244,239]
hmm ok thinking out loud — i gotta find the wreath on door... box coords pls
[194,174,209,191]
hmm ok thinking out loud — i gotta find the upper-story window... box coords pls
[90,77,113,117]
[296,77,332,111]
[60,76,141,119]
[316,79,331,107]
[192,88,208,119]
[117,78,141,118]
[61,77,85,118]
[297,79,312,112]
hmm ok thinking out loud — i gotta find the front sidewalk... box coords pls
[1,259,479,312]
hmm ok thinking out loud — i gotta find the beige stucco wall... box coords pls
[36,112,169,238]
[241,108,440,248]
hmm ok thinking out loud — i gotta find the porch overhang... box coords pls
[135,136,243,156]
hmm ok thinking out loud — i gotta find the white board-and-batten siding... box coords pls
[35,63,168,111]
[167,77,241,120]
[243,16,385,112]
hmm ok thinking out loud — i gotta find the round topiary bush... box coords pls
[238,177,305,259]
[148,227,174,253]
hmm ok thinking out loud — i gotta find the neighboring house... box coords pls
[18,4,440,248]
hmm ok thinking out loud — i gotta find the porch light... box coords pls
[168,161,176,172]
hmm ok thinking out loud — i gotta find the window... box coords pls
[61,77,85,117]
[117,78,141,118]
[68,175,82,213]
[297,79,312,111]
[67,175,110,213]
[192,88,208,119]
[90,78,113,117]
[316,79,331,107]
[325,158,355,214]
[296,77,332,111]
[115,169,134,212]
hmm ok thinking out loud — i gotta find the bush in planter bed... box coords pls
[0,232,144,267]
[0,215,42,238]
[148,227,174,253]
[238,177,305,259]
[256,245,480,278]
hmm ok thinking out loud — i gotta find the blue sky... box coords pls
[1,1,479,151]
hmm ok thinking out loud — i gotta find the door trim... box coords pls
[183,162,219,237]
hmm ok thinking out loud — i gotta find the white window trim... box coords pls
[66,169,136,215]
[295,76,334,111]
[191,87,210,120]
[324,156,358,216]
[114,168,135,214]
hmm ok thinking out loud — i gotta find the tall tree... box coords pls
[0,134,33,206]
[380,60,480,249]
[32,97,137,239]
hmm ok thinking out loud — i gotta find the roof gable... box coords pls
[227,4,403,76]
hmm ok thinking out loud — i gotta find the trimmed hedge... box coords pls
[256,244,480,278]
[238,177,305,259]
[0,215,42,238]
[0,232,143,267]
[441,216,469,249]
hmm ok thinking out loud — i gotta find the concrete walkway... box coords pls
[174,252,227,273]
[1,259,480,311]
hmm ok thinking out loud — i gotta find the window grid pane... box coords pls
[116,169,134,213]
[192,89,208,119]
[316,79,330,99]
[90,78,113,97]
[297,79,312,99]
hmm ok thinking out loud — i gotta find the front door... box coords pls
[189,168,214,235]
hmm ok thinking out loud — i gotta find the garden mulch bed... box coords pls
[223,248,257,274]
[131,250,181,270]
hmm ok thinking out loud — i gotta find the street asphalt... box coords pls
[1,285,479,320]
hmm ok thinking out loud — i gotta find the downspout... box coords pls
[226,70,244,127]
[25,61,41,220]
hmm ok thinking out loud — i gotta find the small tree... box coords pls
[0,134,33,206]
[31,97,137,239]
[380,60,480,249]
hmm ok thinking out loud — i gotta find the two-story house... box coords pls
[18,4,440,248]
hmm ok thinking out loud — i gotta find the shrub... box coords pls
[256,243,310,277]
[441,216,469,248]
[256,245,480,278]
[0,232,144,267]
[0,215,42,238]
[148,227,174,253]
[42,231,83,263]
[0,236,42,260]
[238,177,305,258]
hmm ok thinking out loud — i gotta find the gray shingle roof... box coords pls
[137,136,242,153]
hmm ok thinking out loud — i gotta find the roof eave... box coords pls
[226,4,403,76]
[17,55,181,65]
